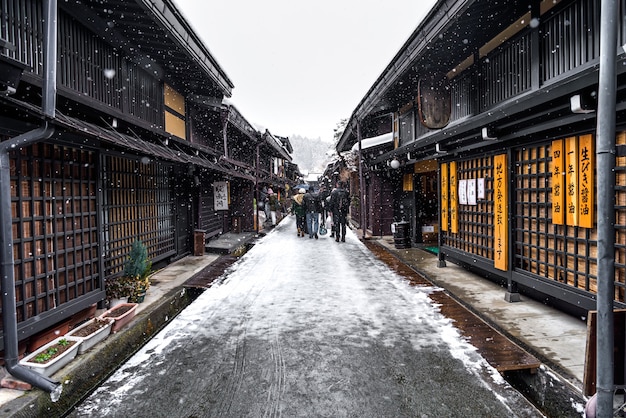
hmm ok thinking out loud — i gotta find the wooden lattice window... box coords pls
[615,132,626,302]
[102,155,175,277]
[10,144,99,323]
[513,144,598,296]
[444,156,494,259]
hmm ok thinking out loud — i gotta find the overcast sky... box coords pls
[173,0,438,142]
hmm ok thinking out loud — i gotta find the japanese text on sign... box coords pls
[450,161,458,234]
[551,139,564,225]
[494,154,508,271]
[213,181,229,210]
[578,134,594,228]
[552,136,594,228]
[565,137,578,226]
[441,163,448,231]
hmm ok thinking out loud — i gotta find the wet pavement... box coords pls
[371,236,587,388]
[0,214,589,416]
[69,216,541,417]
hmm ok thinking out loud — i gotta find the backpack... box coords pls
[337,190,349,213]
[304,193,318,212]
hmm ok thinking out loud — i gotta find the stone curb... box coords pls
[2,286,201,417]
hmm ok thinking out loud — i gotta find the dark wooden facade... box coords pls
[337,0,626,315]
[0,0,296,351]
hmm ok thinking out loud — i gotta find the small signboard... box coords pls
[213,181,229,210]
[467,178,476,205]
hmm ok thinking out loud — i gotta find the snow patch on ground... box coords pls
[76,216,529,415]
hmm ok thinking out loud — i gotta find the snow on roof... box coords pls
[305,173,322,181]
[350,132,393,152]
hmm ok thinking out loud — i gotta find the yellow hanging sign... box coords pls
[441,163,448,232]
[450,161,458,234]
[494,154,508,271]
[565,136,578,226]
[578,134,594,228]
[551,139,564,225]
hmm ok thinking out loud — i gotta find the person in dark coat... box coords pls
[318,185,330,220]
[291,188,306,237]
[329,181,350,242]
[303,187,322,239]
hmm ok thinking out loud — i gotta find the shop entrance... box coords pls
[413,168,438,245]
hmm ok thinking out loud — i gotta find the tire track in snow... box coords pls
[263,323,286,418]
[213,323,248,416]
[211,257,277,416]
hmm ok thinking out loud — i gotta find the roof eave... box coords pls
[141,0,234,96]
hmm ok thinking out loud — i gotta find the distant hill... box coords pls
[289,135,334,173]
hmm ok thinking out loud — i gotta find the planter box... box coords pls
[67,303,98,329]
[26,320,71,353]
[66,318,114,354]
[99,302,138,333]
[19,336,82,377]
[108,298,126,308]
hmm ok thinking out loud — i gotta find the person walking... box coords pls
[318,185,330,220]
[326,185,336,238]
[329,181,350,242]
[267,188,279,226]
[291,188,306,237]
[261,186,271,220]
[303,187,322,239]
[258,185,269,226]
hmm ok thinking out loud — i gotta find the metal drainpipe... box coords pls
[0,0,60,395]
[595,0,618,415]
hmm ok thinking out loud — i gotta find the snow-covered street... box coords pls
[72,215,540,417]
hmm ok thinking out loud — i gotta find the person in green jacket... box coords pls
[267,188,279,226]
[291,188,306,237]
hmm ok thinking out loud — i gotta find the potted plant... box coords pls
[105,240,152,305]
[123,240,152,303]
[105,275,131,307]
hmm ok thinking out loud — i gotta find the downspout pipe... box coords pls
[595,0,618,416]
[0,0,60,395]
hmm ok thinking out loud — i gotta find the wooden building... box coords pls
[336,0,626,315]
[0,0,296,359]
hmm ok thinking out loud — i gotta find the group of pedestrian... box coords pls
[291,181,350,242]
